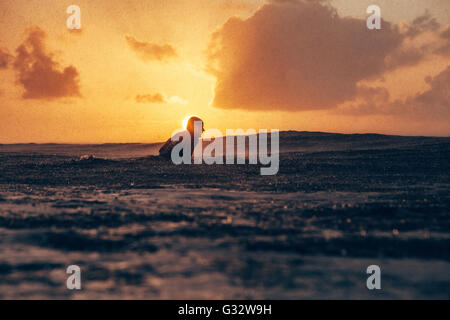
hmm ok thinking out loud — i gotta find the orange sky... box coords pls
[0,0,449,143]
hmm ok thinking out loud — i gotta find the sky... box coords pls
[0,0,449,143]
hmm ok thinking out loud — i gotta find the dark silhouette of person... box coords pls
[159,116,205,159]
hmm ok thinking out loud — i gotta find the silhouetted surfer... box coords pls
[159,116,205,159]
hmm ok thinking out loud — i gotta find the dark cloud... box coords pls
[126,36,178,62]
[0,47,13,69]
[334,86,390,116]
[441,27,450,39]
[385,12,446,69]
[402,12,449,58]
[434,42,450,57]
[384,47,427,71]
[206,0,406,111]
[433,26,450,57]
[340,66,450,120]
[402,66,450,120]
[135,93,166,103]
[13,26,81,99]
[404,11,441,38]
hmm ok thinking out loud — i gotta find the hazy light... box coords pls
[182,115,194,129]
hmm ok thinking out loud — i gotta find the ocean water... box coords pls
[0,132,449,299]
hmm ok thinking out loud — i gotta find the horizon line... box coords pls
[1,130,450,145]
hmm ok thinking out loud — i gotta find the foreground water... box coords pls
[0,134,449,299]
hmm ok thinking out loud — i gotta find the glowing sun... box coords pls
[182,115,195,129]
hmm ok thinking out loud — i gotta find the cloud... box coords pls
[401,13,449,58]
[399,66,450,120]
[333,85,390,116]
[441,27,450,39]
[434,42,450,57]
[126,36,178,62]
[0,47,13,69]
[135,93,187,105]
[339,66,450,121]
[136,93,165,103]
[13,26,81,99]
[384,46,427,71]
[206,1,449,113]
[206,0,407,111]
[433,26,450,57]
[403,11,441,38]
[385,11,446,70]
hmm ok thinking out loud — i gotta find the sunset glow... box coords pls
[0,0,448,143]
[182,115,195,130]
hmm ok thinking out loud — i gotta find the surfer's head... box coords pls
[186,116,204,135]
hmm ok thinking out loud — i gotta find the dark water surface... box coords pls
[0,133,449,299]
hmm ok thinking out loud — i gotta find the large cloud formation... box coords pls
[206,0,447,112]
[126,36,178,62]
[13,27,81,99]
